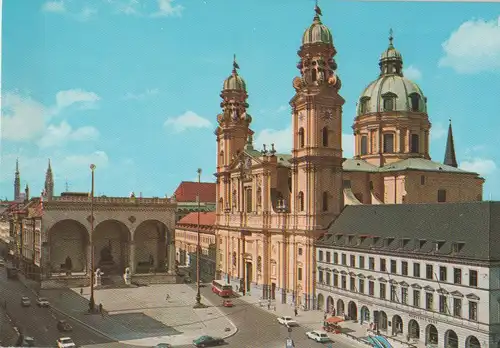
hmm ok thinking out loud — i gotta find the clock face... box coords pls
[322,109,333,121]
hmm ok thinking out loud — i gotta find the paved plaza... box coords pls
[41,284,236,347]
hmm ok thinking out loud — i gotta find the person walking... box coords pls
[294,307,298,316]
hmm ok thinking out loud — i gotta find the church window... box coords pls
[383,133,394,153]
[360,135,368,155]
[410,94,420,112]
[322,127,329,147]
[322,192,328,212]
[359,97,370,114]
[382,94,396,112]
[438,189,447,203]
[246,188,252,213]
[298,128,305,148]
[298,191,304,211]
[411,134,419,153]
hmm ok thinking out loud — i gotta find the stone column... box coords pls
[167,242,176,274]
[129,241,136,274]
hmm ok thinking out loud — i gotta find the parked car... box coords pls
[57,320,73,332]
[306,330,331,343]
[192,335,224,347]
[21,296,31,307]
[37,297,50,307]
[155,344,173,348]
[222,300,233,307]
[285,337,295,348]
[56,337,76,348]
[277,316,298,327]
[22,336,35,347]
[0,258,5,267]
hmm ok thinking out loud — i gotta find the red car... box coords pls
[222,300,234,307]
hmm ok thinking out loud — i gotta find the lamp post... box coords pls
[193,168,206,308]
[89,164,96,312]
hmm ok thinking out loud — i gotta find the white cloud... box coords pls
[117,0,141,15]
[41,1,66,13]
[164,111,212,133]
[439,16,500,74]
[431,122,447,140]
[151,0,183,17]
[37,121,99,148]
[78,7,98,21]
[63,151,109,171]
[53,89,101,113]
[1,93,46,141]
[254,124,355,158]
[403,65,422,80]
[123,88,159,100]
[461,158,497,176]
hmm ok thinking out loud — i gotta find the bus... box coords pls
[212,280,232,297]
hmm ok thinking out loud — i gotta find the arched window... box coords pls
[360,135,368,155]
[383,133,394,153]
[322,192,328,211]
[383,98,394,111]
[410,94,420,112]
[411,134,419,153]
[298,128,305,148]
[359,97,370,114]
[298,191,304,211]
[322,127,329,147]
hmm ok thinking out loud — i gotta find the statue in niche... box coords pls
[257,187,262,207]
[99,240,114,266]
[257,256,262,272]
[232,252,237,267]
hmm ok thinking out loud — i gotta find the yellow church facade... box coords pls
[213,7,483,309]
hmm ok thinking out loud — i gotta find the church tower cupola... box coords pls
[379,29,403,76]
[14,158,21,201]
[444,119,458,168]
[44,159,54,199]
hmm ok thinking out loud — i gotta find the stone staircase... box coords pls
[98,274,134,289]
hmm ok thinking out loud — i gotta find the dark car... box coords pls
[57,320,73,332]
[192,335,224,347]
[155,344,173,348]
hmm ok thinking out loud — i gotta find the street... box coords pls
[175,284,355,348]
[0,266,129,348]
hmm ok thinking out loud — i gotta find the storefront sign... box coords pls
[409,314,437,325]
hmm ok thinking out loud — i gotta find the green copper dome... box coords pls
[302,15,333,46]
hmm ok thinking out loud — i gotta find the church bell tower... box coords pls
[290,4,345,230]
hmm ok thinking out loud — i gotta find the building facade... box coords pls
[213,5,484,309]
[172,181,216,223]
[316,203,497,348]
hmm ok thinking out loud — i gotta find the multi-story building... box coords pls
[213,4,483,309]
[315,202,497,348]
[172,181,216,223]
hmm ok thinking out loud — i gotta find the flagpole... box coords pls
[89,164,96,312]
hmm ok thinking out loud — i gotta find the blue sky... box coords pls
[1,0,499,200]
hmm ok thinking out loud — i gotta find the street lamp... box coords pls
[193,168,206,309]
[89,164,96,313]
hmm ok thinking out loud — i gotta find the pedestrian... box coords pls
[99,303,103,316]
[273,305,276,311]
[166,293,170,301]
[80,288,83,295]
[324,312,327,320]
[294,307,298,316]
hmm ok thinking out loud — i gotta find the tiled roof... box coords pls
[174,181,216,203]
[177,211,216,227]
[318,201,500,261]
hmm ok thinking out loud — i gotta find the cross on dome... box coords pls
[389,28,394,47]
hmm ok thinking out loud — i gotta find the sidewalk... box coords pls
[39,284,237,347]
[0,307,19,347]
[234,290,369,347]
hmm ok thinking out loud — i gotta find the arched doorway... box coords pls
[317,293,325,311]
[392,315,403,336]
[93,220,130,274]
[347,301,358,320]
[336,299,345,315]
[374,311,388,332]
[445,330,458,348]
[133,220,170,273]
[408,319,420,339]
[426,324,438,346]
[327,296,334,313]
[48,220,89,274]
[466,336,481,348]
[360,306,370,324]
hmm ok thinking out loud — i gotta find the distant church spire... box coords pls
[444,119,458,168]
[14,158,21,201]
[44,159,54,199]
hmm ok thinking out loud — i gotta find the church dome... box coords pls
[356,30,427,116]
[302,8,333,46]
[223,74,246,92]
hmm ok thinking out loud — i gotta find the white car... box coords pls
[277,316,298,327]
[0,259,5,267]
[306,330,331,343]
[37,297,50,307]
[57,337,76,348]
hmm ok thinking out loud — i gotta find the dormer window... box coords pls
[383,98,393,111]
[410,93,420,112]
[359,97,370,114]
